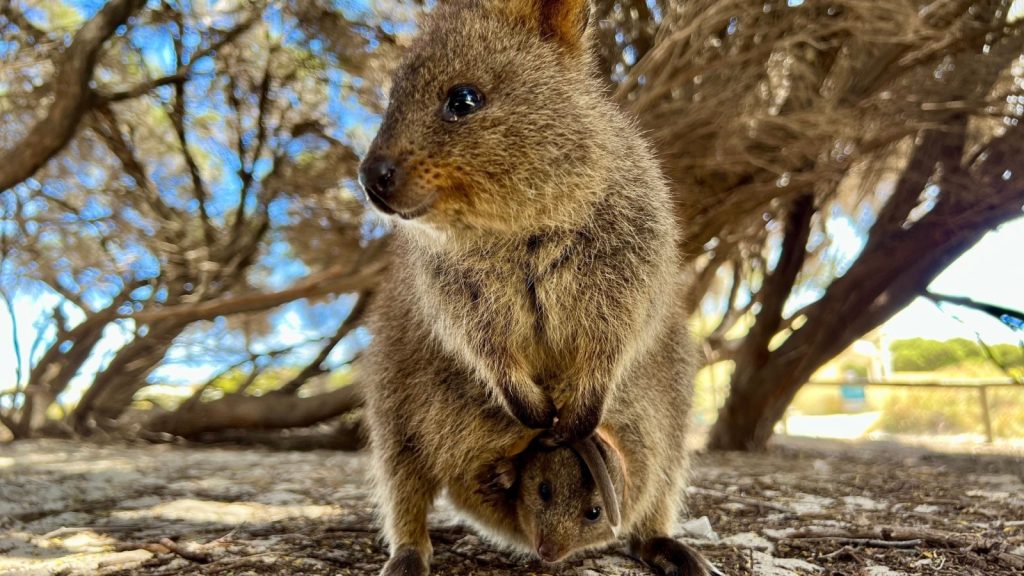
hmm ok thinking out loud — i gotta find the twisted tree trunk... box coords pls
[708,123,1024,450]
[70,319,190,432]
[0,0,146,192]
[145,382,365,437]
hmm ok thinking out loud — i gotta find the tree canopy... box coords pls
[2,0,1023,449]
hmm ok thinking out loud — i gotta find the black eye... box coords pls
[584,506,602,522]
[538,481,552,502]
[442,84,485,122]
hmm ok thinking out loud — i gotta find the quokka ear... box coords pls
[507,0,592,52]
[572,436,621,529]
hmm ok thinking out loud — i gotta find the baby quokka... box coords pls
[489,432,723,575]
[358,0,711,574]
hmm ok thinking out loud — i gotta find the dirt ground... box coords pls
[1,436,1022,576]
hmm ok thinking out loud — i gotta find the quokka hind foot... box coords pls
[633,536,726,576]
[379,546,428,576]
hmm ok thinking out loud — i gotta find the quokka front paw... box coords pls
[380,546,429,576]
[502,387,556,430]
[474,458,517,504]
[551,393,603,444]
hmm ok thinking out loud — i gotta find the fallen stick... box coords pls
[159,537,214,563]
[689,487,795,514]
[792,537,922,549]
[775,525,1024,569]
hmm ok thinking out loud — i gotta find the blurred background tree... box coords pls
[0,0,403,441]
[890,337,1024,372]
[1,0,1022,450]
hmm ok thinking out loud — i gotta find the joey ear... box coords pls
[573,437,621,529]
[507,0,592,51]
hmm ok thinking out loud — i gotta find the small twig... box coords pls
[818,544,859,561]
[45,523,166,539]
[689,486,795,514]
[775,525,1024,569]
[159,537,214,563]
[208,528,238,544]
[201,552,275,575]
[793,536,923,549]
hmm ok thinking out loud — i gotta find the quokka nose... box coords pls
[359,157,398,198]
[537,541,561,562]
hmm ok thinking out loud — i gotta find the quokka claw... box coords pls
[380,546,429,576]
[635,536,721,576]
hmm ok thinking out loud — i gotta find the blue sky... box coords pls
[0,0,381,401]
[885,217,1024,343]
[3,215,1022,395]
[2,0,1022,400]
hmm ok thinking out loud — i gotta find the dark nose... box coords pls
[359,157,399,212]
[537,541,561,562]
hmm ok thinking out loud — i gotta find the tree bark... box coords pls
[707,124,1024,451]
[179,419,366,451]
[276,292,371,395]
[730,194,815,375]
[13,287,138,438]
[145,382,365,438]
[706,214,1007,450]
[127,244,388,325]
[0,0,145,192]
[69,320,189,432]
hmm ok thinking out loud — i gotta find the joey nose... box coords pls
[358,157,400,214]
[537,541,561,562]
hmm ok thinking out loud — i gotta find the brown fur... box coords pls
[496,310,715,575]
[358,1,698,574]
[507,390,720,573]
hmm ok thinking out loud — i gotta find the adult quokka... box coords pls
[357,0,700,574]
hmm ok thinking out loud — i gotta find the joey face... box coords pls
[515,446,619,563]
[358,0,607,235]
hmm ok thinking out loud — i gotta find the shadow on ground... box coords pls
[1,437,1022,575]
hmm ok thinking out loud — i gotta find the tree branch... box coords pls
[169,30,215,248]
[231,56,275,244]
[0,287,23,396]
[276,292,372,395]
[687,237,734,313]
[0,1,48,40]
[97,72,190,103]
[16,281,142,437]
[0,0,146,192]
[731,194,815,370]
[95,13,258,104]
[92,105,183,229]
[129,240,389,325]
[146,381,366,438]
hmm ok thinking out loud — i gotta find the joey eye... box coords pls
[538,481,552,502]
[584,506,602,522]
[442,84,485,122]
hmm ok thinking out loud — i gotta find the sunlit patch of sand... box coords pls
[109,498,340,524]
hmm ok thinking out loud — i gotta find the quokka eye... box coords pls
[441,84,485,122]
[584,506,602,522]
[538,481,552,502]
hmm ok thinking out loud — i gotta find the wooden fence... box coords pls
[800,379,1021,443]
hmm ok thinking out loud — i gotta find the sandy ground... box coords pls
[1,437,1022,576]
